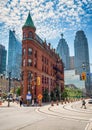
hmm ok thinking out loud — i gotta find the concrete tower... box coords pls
[56,34,70,70]
[74,30,90,95]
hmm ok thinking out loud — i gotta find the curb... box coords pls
[85,122,92,130]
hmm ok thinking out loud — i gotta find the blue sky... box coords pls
[0,0,92,71]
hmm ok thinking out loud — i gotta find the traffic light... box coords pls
[81,72,86,80]
[37,76,40,86]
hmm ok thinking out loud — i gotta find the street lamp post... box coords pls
[8,72,11,107]
[48,78,51,102]
[26,72,33,106]
[81,62,91,97]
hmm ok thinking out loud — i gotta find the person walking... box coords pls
[81,99,86,109]
[20,98,23,107]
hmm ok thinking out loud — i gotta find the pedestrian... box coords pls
[36,98,38,106]
[81,99,86,109]
[20,98,23,107]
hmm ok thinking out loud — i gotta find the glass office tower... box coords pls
[0,44,7,74]
[7,30,22,78]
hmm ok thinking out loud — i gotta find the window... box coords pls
[28,71,32,81]
[42,76,44,84]
[23,59,25,66]
[45,77,46,84]
[47,59,48,65]
[23,32,26,39]
[34,60,37,67]
[23,48,26,55]
[29,31,33,38]
[34,50,37,58]
[21,72,24,80]
[28,59,32,66]
[47,77,48,84]
[42,65,44,71]
[42,56,44,62]
[28,48,32,55]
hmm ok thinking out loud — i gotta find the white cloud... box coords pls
[0,0,91,48]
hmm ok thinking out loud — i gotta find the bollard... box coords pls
[0,101,2,105]
[38,100,42,106]
[67,100,69,103]
[51,101,54,106]
[56,100,59,105]
[61,100,63,104]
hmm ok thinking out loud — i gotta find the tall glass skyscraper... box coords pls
[0,44,7,74]
[74,30,90,94]
[7,30,22,78]
[56,34,70,70]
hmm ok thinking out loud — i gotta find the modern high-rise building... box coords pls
[74,30,90,94]
[7,30,22,78]
[70,56,74,70]
[56,34,70,70]
[0,44,7,74]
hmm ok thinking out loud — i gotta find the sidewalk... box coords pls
[0,101,20,107]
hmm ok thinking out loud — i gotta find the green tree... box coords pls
[15,87,21,96]
[43,88,49,102]
[61,86,82,99]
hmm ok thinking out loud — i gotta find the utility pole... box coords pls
[8,72,11,107]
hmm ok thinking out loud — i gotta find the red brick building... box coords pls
[21,12,64,101]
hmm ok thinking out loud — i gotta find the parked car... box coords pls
[88,99,92,104]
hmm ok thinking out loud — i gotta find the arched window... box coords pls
[23,59,25,66]
[29,31,33,38]
[34,60,37,67]
[28,48,32,55]
[28,59,32,66]
[23,32,26,39]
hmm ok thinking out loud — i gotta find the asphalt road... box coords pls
[0,100,92,130]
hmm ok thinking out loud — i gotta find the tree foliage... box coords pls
[15,86,21,96]
[62,86,82,99]
[43,88,49,102]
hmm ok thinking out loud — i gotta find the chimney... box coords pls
[48,43,51,49]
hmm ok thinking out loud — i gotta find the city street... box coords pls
[0,100,92,130]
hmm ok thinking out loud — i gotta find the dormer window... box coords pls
[29,31,33,38]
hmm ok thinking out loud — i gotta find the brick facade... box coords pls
[21,13,64,101]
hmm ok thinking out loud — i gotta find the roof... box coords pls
[22,12,36,30]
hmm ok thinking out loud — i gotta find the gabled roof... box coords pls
[22,12,36,30]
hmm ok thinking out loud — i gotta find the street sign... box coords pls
[26,93,32,100]
[38,94,43,100]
